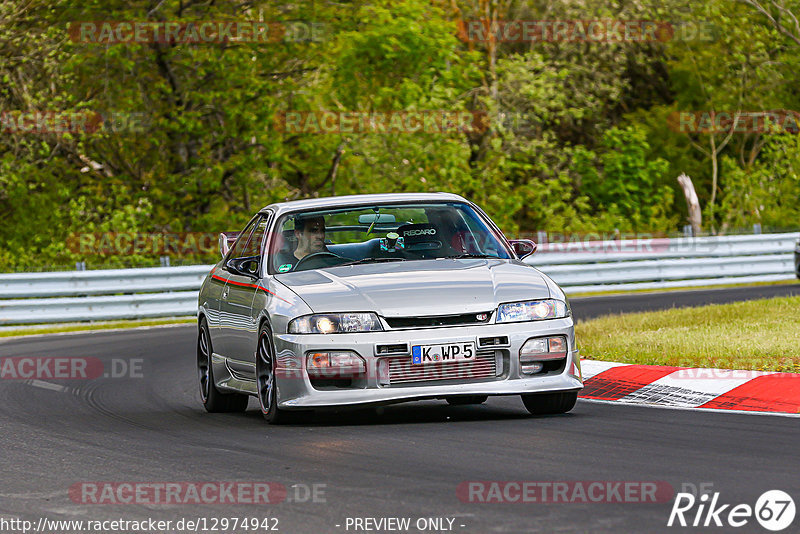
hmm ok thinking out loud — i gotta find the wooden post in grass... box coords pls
[677,173,702,236]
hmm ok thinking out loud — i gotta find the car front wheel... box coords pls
[521,391,578,415]
[256,323,307,424]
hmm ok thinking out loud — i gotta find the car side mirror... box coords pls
[509,239,537,259]
[219,233,230,258]
[219,232,240,259]
[226,258,259,278]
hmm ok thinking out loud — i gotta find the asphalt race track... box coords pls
[2,285,799,534]
[570,282,800,320]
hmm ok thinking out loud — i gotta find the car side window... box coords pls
[460,211,493,255]
[227,217,259,260]
[242,217,269,258]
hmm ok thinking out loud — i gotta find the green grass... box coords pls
[0,317,195,338]
[575,295,800,373]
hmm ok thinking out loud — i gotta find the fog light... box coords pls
[521,363,544,375]
[520,338,547,356]
[519,335,568,373]
[306,351,366,378]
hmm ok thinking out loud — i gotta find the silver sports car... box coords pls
[197,193,583,423]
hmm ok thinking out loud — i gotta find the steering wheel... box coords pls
[293,251,347,271]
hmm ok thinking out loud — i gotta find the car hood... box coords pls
[274,259,550,317]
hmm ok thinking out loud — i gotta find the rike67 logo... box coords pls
[668,490,795,531]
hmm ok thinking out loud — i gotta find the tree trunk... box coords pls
[709,134,718,231]
[677,173,702,236]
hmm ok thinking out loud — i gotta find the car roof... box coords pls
[260,192,469,216]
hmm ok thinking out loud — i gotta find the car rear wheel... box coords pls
[198,317,249,413]
[521,391,578,415]
[256,323,308,424]
[446,395,488,406]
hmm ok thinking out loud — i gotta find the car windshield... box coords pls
[269,201,512,274]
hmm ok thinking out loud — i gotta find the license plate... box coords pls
[412,342,476,365]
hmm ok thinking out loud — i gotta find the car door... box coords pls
[219,215,270,375]
[215,216,258,358]
[203,263,229,346]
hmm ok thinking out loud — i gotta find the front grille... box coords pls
[385,312,492,329]
[385,350,498,386]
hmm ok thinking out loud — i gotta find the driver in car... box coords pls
[274,215,331,272]
[293,215,327,260]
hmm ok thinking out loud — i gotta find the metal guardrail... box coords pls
[0,292,198,324]
[0,265,209,325]
[0,265,211,298]
[525,232,799,293]
[0,233,797,325]
[526,233,796,264]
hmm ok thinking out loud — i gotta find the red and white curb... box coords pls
[579,360,800,417]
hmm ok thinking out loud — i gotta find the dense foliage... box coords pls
[1,0,799,270]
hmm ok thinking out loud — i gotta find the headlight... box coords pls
[288,313,383,334]
[496,299,570,323]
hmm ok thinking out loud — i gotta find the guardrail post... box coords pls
[160,256,171,267]
[75,261,86,271]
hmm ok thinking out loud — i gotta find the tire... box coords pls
[197,317,249,413]
[521,391,578,415]
[446,395,488,406]
[256,323,307,424]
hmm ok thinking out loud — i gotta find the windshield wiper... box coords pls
[341,257,408,266]
[443,253,498,259]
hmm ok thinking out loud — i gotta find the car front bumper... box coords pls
[271,318,583,409]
